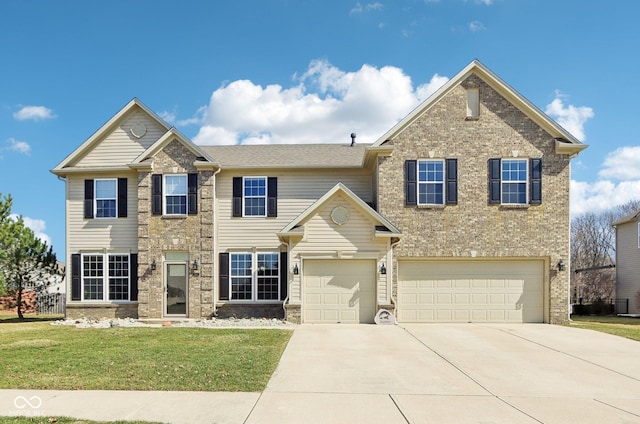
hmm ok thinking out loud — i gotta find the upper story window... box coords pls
[151,173,198,216]
[418,159,445,205]
[164,174,187,215]
[489,158,542,206]
[405,159,457,207]
[84,178,127,219]
[244,177,267,217]
[95,179,117,218]
[232,177,278,218]
[501,159,528,205]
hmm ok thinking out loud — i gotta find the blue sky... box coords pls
[2,0,639,258]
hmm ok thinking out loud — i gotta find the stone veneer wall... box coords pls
[377,75,572,324]
[137,140,214,319]
[66,303,138,319]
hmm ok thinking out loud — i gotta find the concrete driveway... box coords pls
[249,324,640,424]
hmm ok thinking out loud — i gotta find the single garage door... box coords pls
[397,260,544,323]
[303,259,376,323]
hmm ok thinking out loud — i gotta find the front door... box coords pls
[165,263,188,316]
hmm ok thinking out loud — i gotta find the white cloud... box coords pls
[416,74,449,101]
[13,105,56,121]
[571,179,640,217]
[475,0,493,4]
[8,215,52,246]
[5,138,31,156]
[194,59,434,146]
[350,2,383,14]
[544,92,594,141]
[469,20,486,32]
[598,146,640,181]
[158,110,176,124]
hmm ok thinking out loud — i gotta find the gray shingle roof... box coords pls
[200,143,369,168]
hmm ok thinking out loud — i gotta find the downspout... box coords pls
[389,238,401,317]
[212,166,221,316]
[281,240,290,320]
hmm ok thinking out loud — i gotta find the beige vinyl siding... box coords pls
[616,221,640,314]
[75,110,167,167]
[217,169,373,250]
[66,173,139,254]
[288,192,388,305]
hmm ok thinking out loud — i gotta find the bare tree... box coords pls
[571,199,640,304]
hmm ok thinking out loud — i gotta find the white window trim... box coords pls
[81,253,131,302]
[637,222,640,248]
[163,174,188,216]
[501,158,529,206]
[242,176,268,218]
[417,159,445,206]
[229,251,280,302]
[94,178,117,219]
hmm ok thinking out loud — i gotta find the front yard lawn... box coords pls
[569,315,640,342]
[0,316,292,392]
[0,418,161,424]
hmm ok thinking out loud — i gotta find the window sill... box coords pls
[417,204,446,209]
[67,301,138,306]
[162,215,188,219]
[499,204,530,209]
[218,301,283,305]
[465,116,480,121]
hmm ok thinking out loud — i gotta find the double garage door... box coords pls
[303,259,376,323]
[397,260,544,323]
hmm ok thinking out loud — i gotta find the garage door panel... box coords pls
[303,260,376,324]
[398,260,544,323]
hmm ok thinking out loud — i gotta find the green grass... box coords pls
[0,315,292,392]
[0,417,162,424]
[569,315,640,342]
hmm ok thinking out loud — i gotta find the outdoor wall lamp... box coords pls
[293,264,299,275]
[150,260,157,271]
[557,259,565,272]
[380,263,387,275]
[193,259,199,271]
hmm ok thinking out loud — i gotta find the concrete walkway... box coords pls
[2,324,640,423]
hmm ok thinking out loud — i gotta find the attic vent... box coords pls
[466,88,480,119]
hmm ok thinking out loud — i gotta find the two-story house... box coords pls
[613,211,640,314]
[52,60,586,324]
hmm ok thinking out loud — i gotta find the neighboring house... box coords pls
[613,211,640,314]
[51,60,586,324]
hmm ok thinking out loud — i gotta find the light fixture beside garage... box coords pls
[380,263,387,275]
[557,259,565,271]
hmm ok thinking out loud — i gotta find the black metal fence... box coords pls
[615,298,629,315]
[36,292,66,315]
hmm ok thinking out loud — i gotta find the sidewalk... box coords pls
[1,389,258,424]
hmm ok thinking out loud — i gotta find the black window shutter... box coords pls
[84,179,94,219]
[445,158,458,205]
[117,178,127,218]
[151,174,163,215]
[405,160,417,206]
[267,177,278,217]
[130,253,138,301]
[232,177,242,217]
[530,158,542,205]
[489,158,501,204]
[188,173,198,215]
[280,251,288,301]
[219,252,230,300]
[71,253,81,301]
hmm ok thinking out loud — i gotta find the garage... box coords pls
[397,260,544,323]
[303,259,376,323]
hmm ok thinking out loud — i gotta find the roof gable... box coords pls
[371,60,587,156]
[130,128,218,170]
[52,98,171,175]
[613,210,640,226]
[278,183,401,239]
